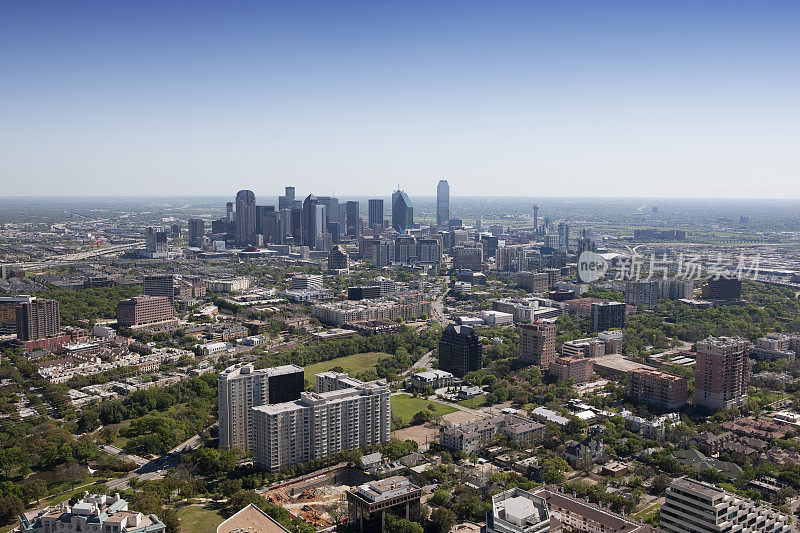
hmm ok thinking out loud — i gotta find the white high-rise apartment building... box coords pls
[251,372,391,472]
[661,478,791,533]
[217,363,304,450]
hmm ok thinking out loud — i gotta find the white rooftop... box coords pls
[505,496,537,524]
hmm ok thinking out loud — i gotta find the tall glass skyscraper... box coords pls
[391,189,413,233]
[436,179,449,228]
[368,199,384,229]
[235,189,256,246]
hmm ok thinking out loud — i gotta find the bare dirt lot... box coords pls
[443,410,484,425]
[392,422,439,451]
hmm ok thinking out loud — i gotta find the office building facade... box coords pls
[144,226,167,255]
[347,477,422,533]
[661,478,790,533]
[188,218,205,247]
[591,301,626,331]
[301,194,325,248]
[345,201,360,236]
[368,199,384,230]
[436,179,449,228]
[391,190,413,233]
[702,276,742,301]
[438,324,482,377]
[235,189,257,246]
[115,296,175,328]
[143,274,175,305]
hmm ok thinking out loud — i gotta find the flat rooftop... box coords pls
[353,476,420,503]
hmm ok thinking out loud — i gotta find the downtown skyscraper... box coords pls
[235,189,256,246]
[436,179,449,228]
[368,199,384,230]
[391,189,413,233]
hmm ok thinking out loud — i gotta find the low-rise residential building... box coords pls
[346,319,402,336]
[620,411,679,440]
[409,369,454,390]
[203,277,250,293]
[35,347,190,383]
[561,332,622,358]
[493,297,562,323]
[749,333,797,362]
[530,407,570,426]
[312,295,431,325]
[722,417,792,440]
[280,288,335,302]
[564,438,605,467]
[457,385,483,399]
[529,486,653,533]
[673,449,742,479]
[440,414,546,454]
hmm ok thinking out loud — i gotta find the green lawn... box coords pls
[391,394,456,426]
[633,503,660,524]
[176,504,225,533]
[34,475,109,508]
[303,352,391,385]
[458,395,488,409]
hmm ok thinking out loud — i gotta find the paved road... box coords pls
[430,291,452,327]
[100,445,148,467]
[101,428,210,491]
[404,350,435,376]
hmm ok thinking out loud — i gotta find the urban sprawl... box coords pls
[2,186,800,533]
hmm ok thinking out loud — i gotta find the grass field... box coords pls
[633,502,661,525]
[303,352,391,385]
[391,394,457,426]
[176,504,225,533]
[458,395,488,409]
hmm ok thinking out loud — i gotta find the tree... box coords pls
[218,478,243,498]
[326,501,347,525]
[427,507,456,533]
[23,479,46,504]
[59,462,86,489]
[411,410,433,426]
[431,489,449,507]
[0,496,25,524]
[386,513,424,533]
[651,474,672,494]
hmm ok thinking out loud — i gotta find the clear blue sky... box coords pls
[1,1,798,198]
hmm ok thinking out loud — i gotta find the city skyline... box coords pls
[2,1,799,198]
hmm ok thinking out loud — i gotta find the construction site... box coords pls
[264,466,371,530]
